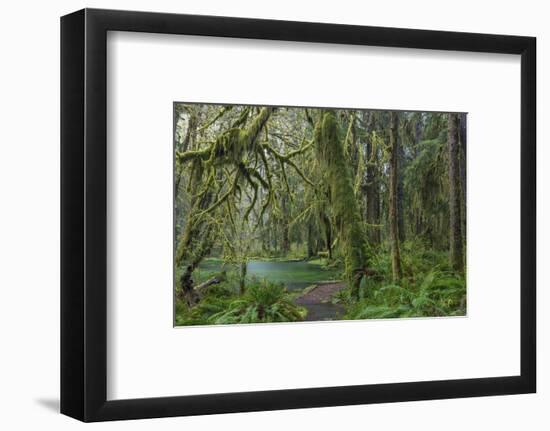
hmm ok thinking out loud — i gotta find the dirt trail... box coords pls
[295,282,346,305]
[294,282,346,321]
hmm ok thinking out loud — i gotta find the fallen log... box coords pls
[178,271,226,306]
[195,275,223,294]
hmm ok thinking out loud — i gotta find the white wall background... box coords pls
[0,0,546,429]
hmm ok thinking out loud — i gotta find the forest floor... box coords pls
[295,282,346,321]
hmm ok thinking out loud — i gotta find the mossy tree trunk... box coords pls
[280,195,290,253]
[314,110,370,297]
[178,222,215,306]
[175,178,215,268]
[448,113,464,273]
[388,112,403,282]
[397,133,406,243]
[458,113,467,249]
[365,113,381,246]
[175,156,217,306]
[175,106,200,239]
[321,213,333,260]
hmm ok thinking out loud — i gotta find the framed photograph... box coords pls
[61,8,536,422]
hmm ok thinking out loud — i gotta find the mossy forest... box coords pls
[174,103,466,325]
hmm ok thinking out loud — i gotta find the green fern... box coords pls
[344,267,465,320]
[207,280,307,324]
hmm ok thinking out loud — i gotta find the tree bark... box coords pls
[448,113,464,273]
[389,112,402,282]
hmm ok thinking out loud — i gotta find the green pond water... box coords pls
[197,259,340,290]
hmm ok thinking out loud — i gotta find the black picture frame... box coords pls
[61,8,536,422]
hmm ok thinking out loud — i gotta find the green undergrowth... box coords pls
[175,242,465,325]
[334,241,466,319]
[175,277,307,326]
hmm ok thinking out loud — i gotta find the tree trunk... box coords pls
[181,109,198,153]
[389,112,402,282]
[179,264,199,306]
[175,108,199,237]
[322,213,333,260]
[448,113,464,273]
[177,219,216,305]
[458,113,467,247]
[315,110,370,297]
[365,115,381,246]
[239,261,247,294]
[397,134,406,243]
[175,186,215,267]
[280,196,290,254]
[414,115,423,236]
[307,220,315,258]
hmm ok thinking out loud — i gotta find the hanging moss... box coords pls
[314,110,371,297]
[176,105,326,304]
